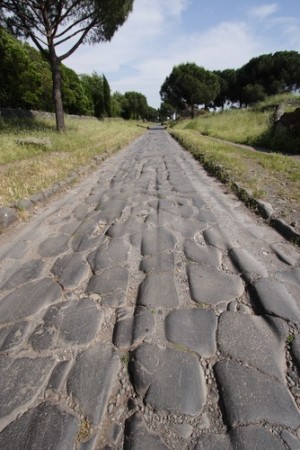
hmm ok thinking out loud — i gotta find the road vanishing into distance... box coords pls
[0,127,300,449]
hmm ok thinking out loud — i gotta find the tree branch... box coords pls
[59,21,96,61]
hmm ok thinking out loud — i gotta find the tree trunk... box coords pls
[191,104,194,119]
[49,49,65,132]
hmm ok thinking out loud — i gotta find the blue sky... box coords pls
[65,1,300,108]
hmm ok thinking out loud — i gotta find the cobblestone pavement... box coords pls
[0,128,300,449]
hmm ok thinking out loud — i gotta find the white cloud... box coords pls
[249,3,279,20]
[64,0,298,109]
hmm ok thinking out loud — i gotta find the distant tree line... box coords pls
[160,51,300,118]
[0,28,157,121]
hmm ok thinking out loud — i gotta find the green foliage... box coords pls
[215,51,300,107]
[0,0,134,130]
[103,74,112,117]
[122,91,149,120]
[160,62,220,117]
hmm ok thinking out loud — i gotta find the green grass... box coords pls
[170,129,300,217]
[0,116,146,206]
[172,93,300,154]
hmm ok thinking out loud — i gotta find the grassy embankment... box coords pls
[0,117,146,206]
[170,94,300,232]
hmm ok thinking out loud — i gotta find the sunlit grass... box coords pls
[172,93,300,154]
[0,117,146,205]
[170,129,300,207]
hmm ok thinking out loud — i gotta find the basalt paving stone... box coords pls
[0,402,79,450]
[184,240,222,266]
[113,306,155,349]
[193,197,206,209]
[271,242,300,267]
[218,312,288,381]
[86,267,129,307]
[106,219,144,239]
[196,209,217,223]
[137,272,179,309]
[203,225,233,251]
[141,228,176,256]
[73,204,89,220]
[281,430,300,449]
[96,207,124,224]
[187,264,244,306]
[88,238,130,272]
[215,360,300,429]
[51,253,90,290]
[71,234,105,253]
[194,426,286,450]
[38,234,69,257]
[124,413,169,450]
[165,308,217,357]
[73,216,101,236]
[0,278,62,324]
[47,360,72,391]
[140,252,175,273]
[251,279,300,322]
[229,248,268,282]
[170,217,207,239]
[0,259,45,291]
[130,343,206,416]
[0,356,55,422]
[30,298,103,350]
[275,268,300,286]
[67,342,120,425]
[291,334,300,371]
[96,197,127,212]
[0,321,29,352]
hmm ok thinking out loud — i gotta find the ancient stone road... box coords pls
[0,128,300,449]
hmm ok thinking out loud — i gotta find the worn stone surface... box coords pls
[67,342,120,425]
[86,267,129,307]
[88,238,130,272]
[229,247,268,281]
[0,402,79,450]
[141,228,176,256]
[184,240,222,266]
[0,356,55,424]
[0,278,62,324]
[251,278,300,322]
[0,127,300,448]
[0,322,29,352]
[30,298,103,350]
[113,306,155,349]
[130,343,206,415]
[137,272,179,308]
[194,426,286,450]
[38,234,69,257]
[187,264,244,306]
[203,225,233,250]
[0,207,18,229]
[218,312,288,381]
[165,308,217,357]
[215,360,300,429]
[140,252,175,273]
[0,259,44,290]
[124,414,169,450]
[51,253,90,290]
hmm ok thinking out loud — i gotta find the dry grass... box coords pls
[0,117,146,205]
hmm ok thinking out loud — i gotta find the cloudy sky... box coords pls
[65,0,300,108]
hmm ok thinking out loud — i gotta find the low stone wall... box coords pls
[0,107,96,121]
